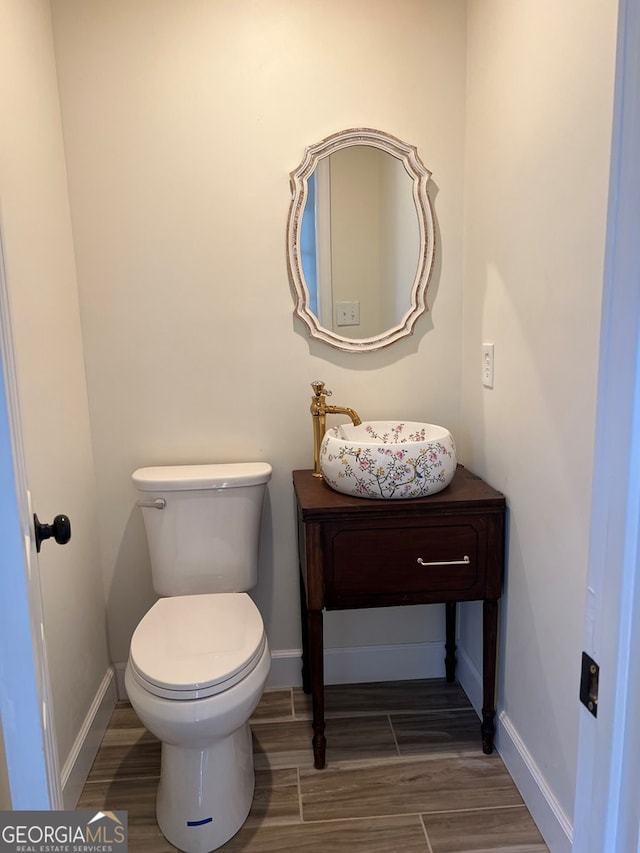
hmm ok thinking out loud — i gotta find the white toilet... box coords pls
[124,462,272,853]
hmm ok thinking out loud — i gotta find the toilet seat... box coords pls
[129,593,266,700]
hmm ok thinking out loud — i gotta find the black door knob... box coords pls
[33,514,71,553]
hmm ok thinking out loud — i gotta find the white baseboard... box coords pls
[267,649,304,688]
[325,640,446,684]
[267,640,446,688]
[455,644,483,715]
[61,667,117,809]
[497,711,573,853]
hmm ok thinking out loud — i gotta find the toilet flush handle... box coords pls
[135,498,166,510]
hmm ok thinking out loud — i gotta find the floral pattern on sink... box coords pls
[321,421,456,500]
[358,423,432,444]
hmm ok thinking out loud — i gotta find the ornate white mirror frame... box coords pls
[286,128,436,352]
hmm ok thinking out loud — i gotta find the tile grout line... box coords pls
[300,812,432,826]
[290,707,476,721]
[296,766,304,824]
[258,750,505,776]
[420,802,527,817]
[83,774,161,786]
[419,814,435,853]
[299,804,529,827]
[388,712,402,757]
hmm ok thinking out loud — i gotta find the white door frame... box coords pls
[572,0,640,849]
[0,226,62,809]
[315,157,334,328]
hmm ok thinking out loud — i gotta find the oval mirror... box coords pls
[287,128,436,352]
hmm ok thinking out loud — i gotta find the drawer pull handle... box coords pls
[417,555,470,567]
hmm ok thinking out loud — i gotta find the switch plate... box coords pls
[482,343,495,388]
[336,301,360,327]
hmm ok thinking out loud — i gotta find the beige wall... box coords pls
[50,0,467,664]
[0,0,110,770]
[461,0,617,823]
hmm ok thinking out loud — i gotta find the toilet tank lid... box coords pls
[132,462,272,491]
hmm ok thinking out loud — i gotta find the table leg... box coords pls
[481,598,499,754]
[445,601,457,682]
[308,609,326,769]
[299,572,311,694]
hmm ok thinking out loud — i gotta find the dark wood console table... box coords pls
[293,466,505,769]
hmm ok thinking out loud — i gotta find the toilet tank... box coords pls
[132,462,272,596]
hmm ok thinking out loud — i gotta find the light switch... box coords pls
[336,301,360,327]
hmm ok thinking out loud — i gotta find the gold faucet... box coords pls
[310,380,362,477]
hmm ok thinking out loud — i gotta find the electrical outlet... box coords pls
[336,301,360,327]
[482,343,495,388]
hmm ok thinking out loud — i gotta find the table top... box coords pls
[293,465,505,519]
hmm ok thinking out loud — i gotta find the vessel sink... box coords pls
[320,421,456,500]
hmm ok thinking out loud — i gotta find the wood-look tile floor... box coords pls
[78,679,548,852]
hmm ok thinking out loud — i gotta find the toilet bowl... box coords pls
[125,593,270,853]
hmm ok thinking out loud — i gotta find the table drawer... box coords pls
[325,519,487,607]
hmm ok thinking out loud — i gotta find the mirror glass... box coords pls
[287,128,435,352]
